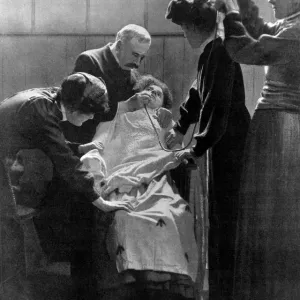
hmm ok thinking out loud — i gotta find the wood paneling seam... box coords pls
[31,0,36,33]
[86,0,90,34]
[144,0,148,30]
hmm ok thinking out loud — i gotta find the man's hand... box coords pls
[78,141,104,154]
[165,128,184,149]
[92,197,133,212]
[153,108,173,129]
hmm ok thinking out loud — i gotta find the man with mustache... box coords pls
[60,24,151,299]
[62,24,151,144]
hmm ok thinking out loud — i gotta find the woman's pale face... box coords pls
[181,23,209,49]
[269,0,300,19]
[143,85,164,109]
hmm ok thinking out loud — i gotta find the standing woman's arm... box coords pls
[223,10,300,65]
[217,0,300,66]
[237,0,278,38]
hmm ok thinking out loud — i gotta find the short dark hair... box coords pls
[60,72,109,115]
[133,75,173,109]
[165,0,217,33]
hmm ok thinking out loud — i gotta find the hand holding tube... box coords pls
[120,92,151,113]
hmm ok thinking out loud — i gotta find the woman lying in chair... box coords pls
[80,75,199,300]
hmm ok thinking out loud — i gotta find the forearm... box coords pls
[92,197,106,210]
[237,0,277,38]
[192,106,229,157]
[175,87,201,135]
[224,12,300,65]
[191,57,235,157]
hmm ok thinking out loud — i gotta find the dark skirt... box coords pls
[208,105,250,300]
[233,109,300,300]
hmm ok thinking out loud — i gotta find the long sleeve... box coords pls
[224,12,300,65]
[237,0,277,38]
[16,98,100,203]
[192,50,235,157]
[174,79,202,135]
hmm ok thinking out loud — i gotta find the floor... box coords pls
[26,262,73,300]
[23,262,209,300]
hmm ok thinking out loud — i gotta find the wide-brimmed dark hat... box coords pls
[61,72,109,114]
[165,0,216,30]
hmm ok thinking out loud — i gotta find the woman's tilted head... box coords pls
[59,72,109,126]
[268,0,300,19]
[133,75,173,110]
[166,0,217,48]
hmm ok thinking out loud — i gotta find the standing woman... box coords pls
[215,0,300,299]
[165,1,250,299]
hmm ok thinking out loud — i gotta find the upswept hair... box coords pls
[133,75,173,109]
[59,73,109,115]
[116,24,151,44]
[166,0,217,33]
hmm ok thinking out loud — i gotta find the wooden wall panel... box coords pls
[0,0,32,34]
[148,0,182,34]
[85,36,106,52]
[163,37,185,119]
[241,65,255,115]
[35,0,87,33]
[22,37,53,89]
[0,0,275,114]
[252,66,266,108]
[89,0,145,34]
[253,0,275,21]
[0,37,3,101]
[66,37,86,75]
[144,37,164,80]
[2,37,27,99]
[104,36,115,45]
[182,39,199,103]
[2,36,70,99]
[25,37,68,88]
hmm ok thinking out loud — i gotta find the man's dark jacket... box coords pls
[62,43,140,143]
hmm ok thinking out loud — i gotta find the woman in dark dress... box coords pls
[165,1,250,299]
[215,0,300,299]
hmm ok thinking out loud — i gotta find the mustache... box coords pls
[124,63,139,69]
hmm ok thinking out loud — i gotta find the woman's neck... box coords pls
[199,29,217,53]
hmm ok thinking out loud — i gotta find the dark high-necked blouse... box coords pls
[174,37,249,157]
